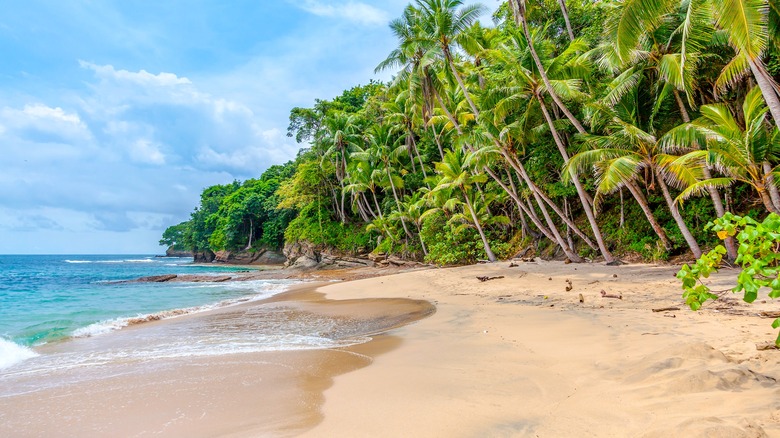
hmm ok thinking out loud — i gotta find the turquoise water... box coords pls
[0,254,295,368]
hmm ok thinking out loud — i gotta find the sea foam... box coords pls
[0,338,38,369]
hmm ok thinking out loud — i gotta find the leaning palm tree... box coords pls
[362,124,415,240]
[391,192,431,256]
[566,104,704,258]
[661,86,780,214]
[484,26,616,263]
[415,0,487,118]
[604,0,780,129]
[507,0,588,135]
[430,149,499,262]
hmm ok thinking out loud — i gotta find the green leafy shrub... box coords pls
[678,213,780,344]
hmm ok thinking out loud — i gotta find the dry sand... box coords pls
[300,261,780,437]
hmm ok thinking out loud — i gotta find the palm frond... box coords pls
[655,152,708,189]
[714,51,750,95]
[675,177,735,204]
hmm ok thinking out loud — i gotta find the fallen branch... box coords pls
[652,307,680,313]
[600,290,622,300]
[759,311,780,319]
[476,275,504,282]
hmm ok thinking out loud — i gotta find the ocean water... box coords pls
[0,254,304,371]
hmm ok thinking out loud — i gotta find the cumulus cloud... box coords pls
[0,103,92,144]
[79,60,192,87]
[295,0,389,25]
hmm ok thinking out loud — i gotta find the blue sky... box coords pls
[0,0,496,254]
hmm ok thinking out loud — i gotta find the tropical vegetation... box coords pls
[162,0,780,267]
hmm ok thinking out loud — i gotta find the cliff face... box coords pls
[211,248,287,265]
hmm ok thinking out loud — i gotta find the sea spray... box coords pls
[0,338,38,369]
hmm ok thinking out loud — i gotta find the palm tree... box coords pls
[485,27,616,262]
[392,192,431,256]
[507,0,588,135]
[566,108,704,258]
[415,0,487,118]
[319,112,362,222]
[384,89,429,180]
[430,149,499,261]
[661,86,780,214]
[604,0,780,129]
[364,124,415,240]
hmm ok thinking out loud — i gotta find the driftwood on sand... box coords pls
[476,276,504,282]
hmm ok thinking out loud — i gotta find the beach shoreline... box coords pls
[0,278,434,437]
[4,259,780,437]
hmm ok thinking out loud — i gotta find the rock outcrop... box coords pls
[164,246,192,257]
[283,241,372,270]
[211,248,286,265]
[194,250,216,263]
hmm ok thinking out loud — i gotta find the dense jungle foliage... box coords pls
[162,0,780,266]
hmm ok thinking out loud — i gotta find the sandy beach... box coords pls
[4,260,780,437]
[303,261,780,437]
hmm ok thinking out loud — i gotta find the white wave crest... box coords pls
[64,260,92,264]
[0,338,38,369]
[71,318,129,338]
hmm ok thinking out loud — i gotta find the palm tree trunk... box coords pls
[506,153,583,262]
[509,0,587,135]
[444,48,480,119]
[557,0,575,41]
[245,217,253,250]
[536,92,615,262]
[339,180,348,223]
[534,181,598,251]
[410,134,428,180]
[432,87,463,136]
[362,193,378,220]
[674,89,691,123]
[484,165,556,242]
[416,223,428,257]
[356,196,371,223]
[386,167,413,240]
[762,161,780,211]
[625,180,674,251]
[371,190,384,220]
[430,125,446,160]
[463,188,497,262]
[700,167,737,261]
[749,59,780,131]
[759,187,780,214]
[655,168,702,258]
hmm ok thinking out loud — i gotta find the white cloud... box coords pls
[0,103,92,144]
[296,1,389,25]
[79,60,191,87]
[130,139,166,165]
[22,104,83,124]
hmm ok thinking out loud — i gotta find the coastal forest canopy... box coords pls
[161,0,780,265]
